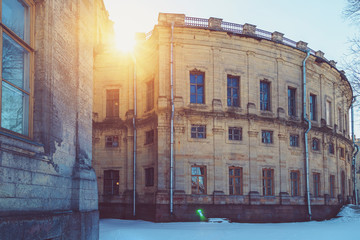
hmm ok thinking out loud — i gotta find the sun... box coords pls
[114,22,136,53]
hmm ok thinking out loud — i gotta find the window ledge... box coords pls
[0,130,44,157]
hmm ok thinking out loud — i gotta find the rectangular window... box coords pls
[288,88,296,116]
[290,134,299,147]
[262,168,274,196]
[340,147,345,159]
[328,143,334,154]
[146,80,154,111]
[330,175,335,198]
[145,129,154,145]
[338,108,342,131]
[313,172,320,197]
[227,75,240,107]
[191,125,206,139]
[145,167,154,187]
[326,100,332,125]
[344,114,347,133]
[190,71,204,104]
[261,130,273,144]
[312,138,320,151]
[229,127,242,141]
[104,170,119,195]
[105,135,119,148]
[290,170,300,196]
[229,167,243,195]
[310,94,317,121]
[1,0,33,136]
[260,81,270,111]
[191,166,206,194]
[106,89,119,118]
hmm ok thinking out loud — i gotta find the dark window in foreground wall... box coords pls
[313,172,320,197]
[104,170,119,195]
[288,87,296,116]
[290,134,299,147]
[262,168,274,196]
[227,75,240,107]
[191,166,206,194]
[328,143,334,154]
[330,175,335,198]
[145,167,154,186]
[260,81,270,111]
[290,170,300,196]
[310,94,317,121]
[340,147,345,158]
[106,89,119,118]
[190,71,204,104]
[105,135,119,147]
[1,0,33,136]
[262,130,273,144]
[229,167,243,195]
[146,80,154,111]
[312,138,319,151]
[145,130,154,144]
[229,127,242,141]
[191,125,206,139]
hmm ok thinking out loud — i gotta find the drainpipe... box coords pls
[170,22,175,215]
[133,56,137,217]
[302,49,312,220]
[351,97,359,205]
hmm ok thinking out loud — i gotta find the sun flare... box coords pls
[114,23,136,53]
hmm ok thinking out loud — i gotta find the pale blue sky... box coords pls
[103,0,359,136]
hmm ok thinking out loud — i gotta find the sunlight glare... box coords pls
[114,22,136,53]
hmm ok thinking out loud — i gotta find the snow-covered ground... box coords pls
[100,205,360,240]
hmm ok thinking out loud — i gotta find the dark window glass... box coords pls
[310,94,317,121]
[145,130,154,145]
[191,125,206,139]
[146,80,154,111]
[288,88,296,116]
[290,171,300,196]
[328,143,334,154]
[340,147,345,158]
[105,136,119,148]
[104,170,119,195]
[262,168,274,196]
[106,89,119,118]
[229,127,242,141]
[260,81,270,111]
[313,173,320,197]
[290,134,299,147]
[145,168,154,187]
[190,71,204,104]
[229,167,243,195]
[227,75,240,107]
[191,166,206,194]
[262,130,273,144]
[312,138,319,151]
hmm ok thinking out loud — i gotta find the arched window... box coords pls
[312,138,320,151]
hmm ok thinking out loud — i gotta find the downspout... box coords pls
[170,22,175,215]
[303,49,312,220]
[133,56,137,217]
[351,97,359,205]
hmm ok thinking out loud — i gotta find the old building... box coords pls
[93,13,355,222]
[0,0,112,239]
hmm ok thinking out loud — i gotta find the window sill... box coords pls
[260,110,274,117]
[0,130,44,157]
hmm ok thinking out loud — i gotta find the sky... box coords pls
[102,0,359,136]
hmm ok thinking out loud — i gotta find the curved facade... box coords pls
[93,13,354,222]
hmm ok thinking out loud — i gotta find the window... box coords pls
[260,81,270,111]
[106,89,119,118]
[104,170,119,195]
[1,0,33,136]
[340,147,345,159]
[229,167,243,195]
[330,175,335,198]
[191,166,206,194]
[191,125,206,139]
[145,167,154,187]
[290,134,299,147]
[338,108,342,131]
[328,142,334,154]
[190,70,204,104]
[288,88,296,116]
[310,94,317,121]
[146,80,154,111]
[228,127,242,141]
[312,138,320,151]
[262,168,274,196]
[227,75,240,107]
[344,114,347,133]
[326,100,331,125]
[145,129,154,145]
[290,170,300,196]
[261,130,273,144]
[313,172,320,197]
[105,135,119,148]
